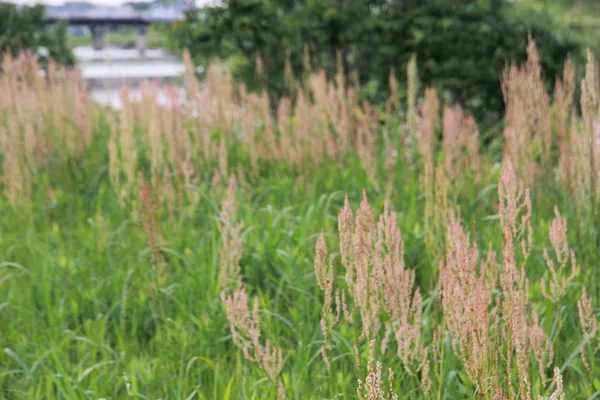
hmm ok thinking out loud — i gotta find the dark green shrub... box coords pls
[0,3,74,66]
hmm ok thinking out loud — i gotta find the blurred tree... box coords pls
[0,3,74,66]
[516,0,600,58]
[164,0,580,121]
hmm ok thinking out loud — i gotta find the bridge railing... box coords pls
[44,7,186,54]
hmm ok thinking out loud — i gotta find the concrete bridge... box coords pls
[44,7,186,56]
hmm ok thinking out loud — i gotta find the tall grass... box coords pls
[0,39,599,399]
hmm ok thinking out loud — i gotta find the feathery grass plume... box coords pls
[194,81,215,161]
[383,71,402,198]
[221,287,284,384]
[336,50,346,108]
[498,157,532,261]
[277,96,291,162]
[581,50,598,142]
[406,55,419,149]
[578,288,599,340]
[577,52,600,260]
[194,62,236,169]
[291,91,311,169]
[310,70,331,161]
[376,202,426,379]
[314,61,354,161]
[0,52,92,205]
[498,157,553,390]
[338,85,353,155]
[484,242,500,288]
[239,84,260,175]
[176,56,373,184]
[418,87,448,269]
[140,177,167,288]
[314,234,339,368]
[498,156,530,340]
[338,191,379,340]
[559,113,596,219]
[501,36,551,183]
[294,69,356,171]
[336,192,427,381]
[183,49,200,97]
[163,85,185,171]
[183,49,212,161]
[577,288,599,371]
[217,177,243,290]
[210,63,236,139]
[1,124,31,206]
[277,380,288,400]
[260,91,277,160]
[75,77,92,153]
[383,130,396,201]
[417,87,439,160]
[529,311,553,385]
[357,340,399,400]
[327,81,344,158]
[118,86,140,211]
[499,159,527,378]
[348,71,360,113]
[440,211,496,394]
[442,105,480,182]
[422,160,450,268]
[144,81,167,191]
[538,367,565,400]
[388,68,400,112]
[564,52,600,220]
[107,114,121,203]
[554,57,575,177]
[165,85,199,213]
[357,102,380,189]
[541,207,577,303]
[142,95,179,217]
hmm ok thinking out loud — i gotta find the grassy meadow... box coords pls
[0,40,599,399]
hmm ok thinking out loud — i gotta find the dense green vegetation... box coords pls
[0,3,74,66]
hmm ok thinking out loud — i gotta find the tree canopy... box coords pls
[0,3,74,66]
[164,0,580,121]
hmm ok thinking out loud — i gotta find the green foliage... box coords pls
[1,115,598,398]
[164,0,580,121]
[517,0,600,59]
[0,3,74,66]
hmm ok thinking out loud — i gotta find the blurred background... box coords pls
[1,0,598,121]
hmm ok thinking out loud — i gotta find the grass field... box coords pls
[0,41,599,399]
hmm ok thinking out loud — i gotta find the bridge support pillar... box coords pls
[136,25,149,57]
[90,25,106,51]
